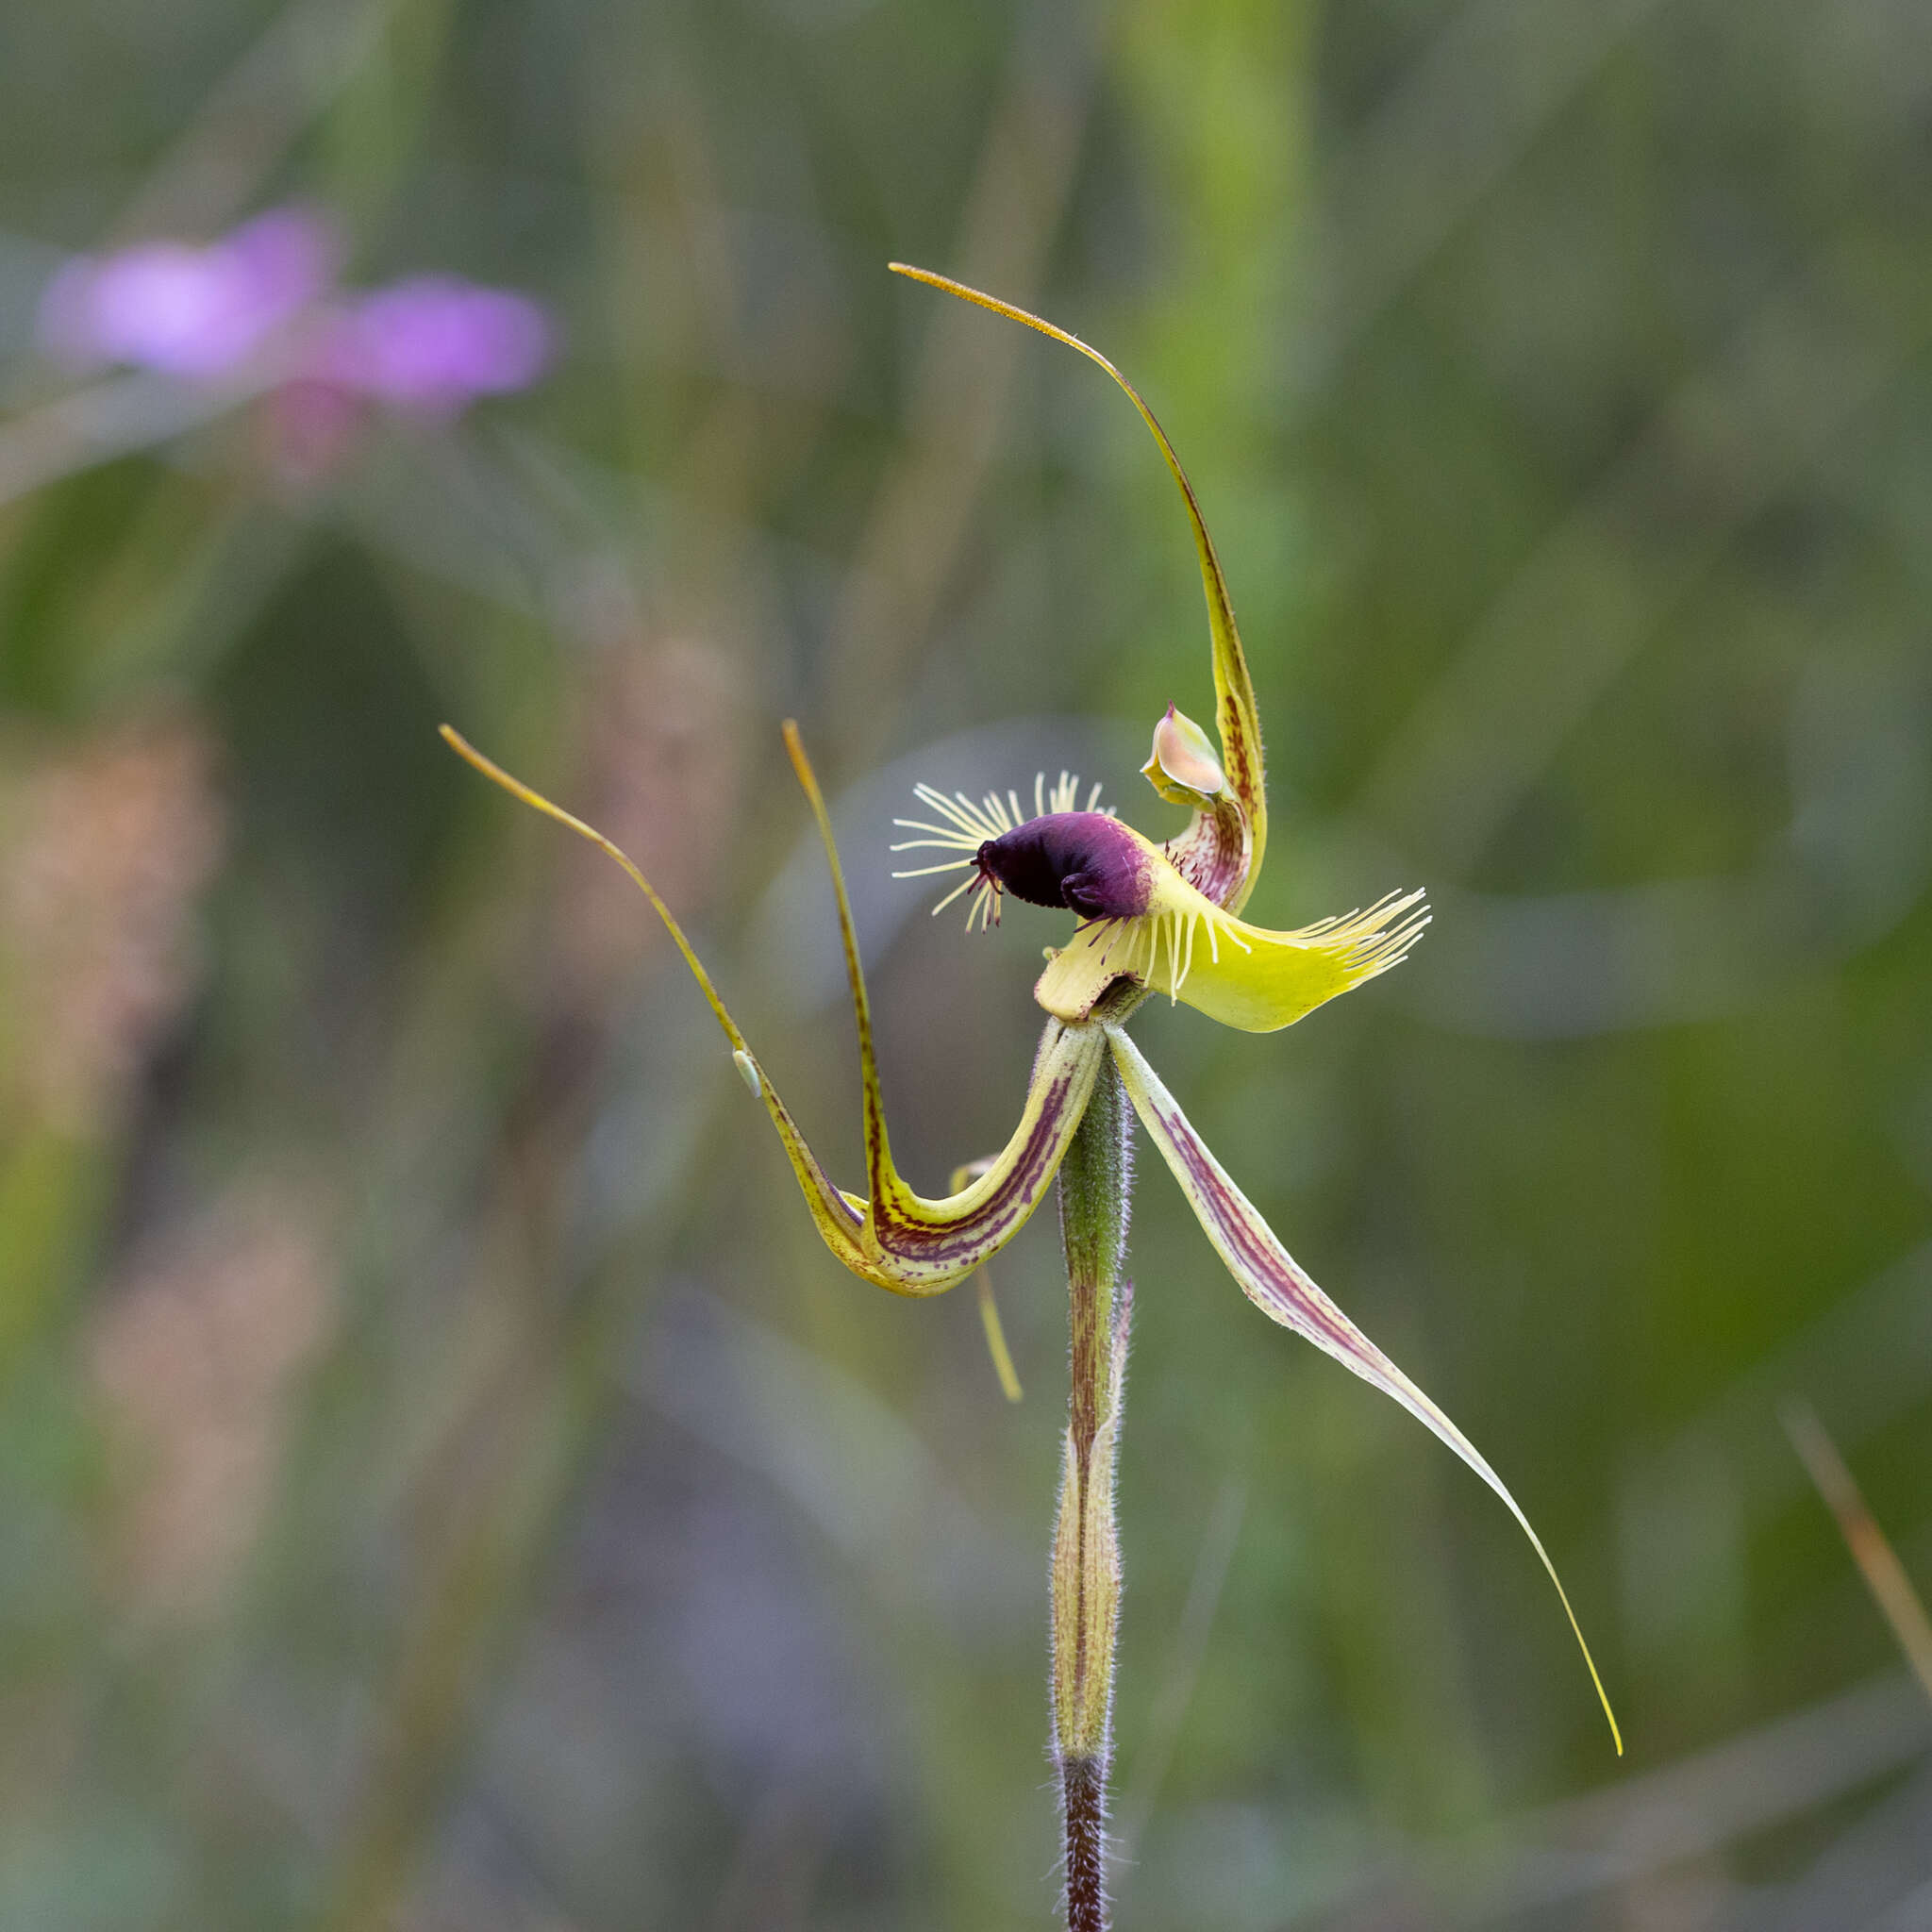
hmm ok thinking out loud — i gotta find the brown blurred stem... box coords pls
[1782,1398,1932,1708]
[1051,1052,1132,1932]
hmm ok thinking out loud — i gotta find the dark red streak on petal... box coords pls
[1221,703,1258,816]
[1165,799,1246,906]
[871,1074,1075,1265]
[1158,1098,1364,1360]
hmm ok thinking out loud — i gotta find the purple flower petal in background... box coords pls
[325,276,552,412]
[38,208,338,380]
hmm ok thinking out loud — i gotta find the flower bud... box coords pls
[1141,703,1226,808]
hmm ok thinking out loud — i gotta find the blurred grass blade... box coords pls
[1783,1399,1932,1708]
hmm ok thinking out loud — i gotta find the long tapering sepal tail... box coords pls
[1105,1025,1622,1753]
[441,723,1106,1296]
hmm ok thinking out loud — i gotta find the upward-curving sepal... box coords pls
[890,263,1268,914]
[1104,1026,1623,1754]
[441,723,1105,1299]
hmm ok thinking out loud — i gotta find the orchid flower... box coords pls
[444,263,1618,1928]
[40,208,551,412]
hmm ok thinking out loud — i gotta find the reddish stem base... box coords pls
[1060,1754,1108,1932]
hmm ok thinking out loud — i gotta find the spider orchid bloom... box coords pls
[888,755,1427,1033]
[440,265,1619,1755]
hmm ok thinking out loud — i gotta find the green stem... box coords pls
[1051,1048,1133,1932]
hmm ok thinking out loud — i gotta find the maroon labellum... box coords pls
[975,811,1154,920]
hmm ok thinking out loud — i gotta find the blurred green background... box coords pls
[3,0,1931,1926]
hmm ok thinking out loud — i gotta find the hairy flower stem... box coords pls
[1052,1048,1133,1932]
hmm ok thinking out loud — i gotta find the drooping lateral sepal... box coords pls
[862,1019,1105,1291]
[1104,1025,1622,1753]
[441,724,1105,1300]
[441,725,873,1278]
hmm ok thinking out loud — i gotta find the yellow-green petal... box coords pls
[1031,827,1428,1035]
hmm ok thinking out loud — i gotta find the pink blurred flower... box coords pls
[37,208,337,380]
[33,207,554,493]
[323,275,552,412]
